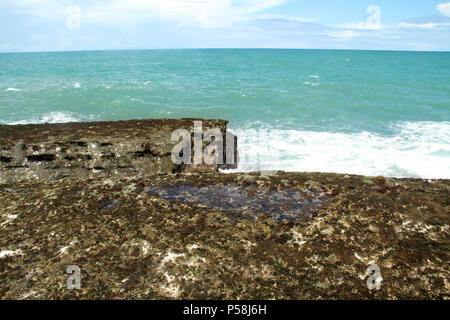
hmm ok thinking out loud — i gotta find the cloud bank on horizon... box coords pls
[1,0,450,52]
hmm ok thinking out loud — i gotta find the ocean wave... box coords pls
[2,111,98,125]
[224,121,450,179]
[5,88,22,92]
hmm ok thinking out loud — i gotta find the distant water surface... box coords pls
[0,49,449,178]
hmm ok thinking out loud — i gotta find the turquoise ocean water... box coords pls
[0,49,449,178]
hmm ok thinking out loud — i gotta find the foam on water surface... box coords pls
[1,111,98,125]
[226,121,450,179]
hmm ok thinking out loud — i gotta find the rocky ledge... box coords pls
[0,171,448,299]
[0,119,237,183]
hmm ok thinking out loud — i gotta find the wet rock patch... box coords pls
[143,184,327,223]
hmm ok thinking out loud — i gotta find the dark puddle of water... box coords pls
[142,185,328,223]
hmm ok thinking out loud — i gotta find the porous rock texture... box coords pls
[0,119,237,183]
[0,172,448,299]
[0,119,448,300]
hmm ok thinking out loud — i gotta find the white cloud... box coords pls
[110,0,286,27]
[337,5,381,30]
[5,0,66,19]
[337,22,382,30]
[326,30,361,39]
[250,13,316,23]
[2,0,450,51]
[437,2,450,17]
[4,0,288,27]
[397,22,437,29]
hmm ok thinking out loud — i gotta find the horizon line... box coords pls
[1,47,450,54]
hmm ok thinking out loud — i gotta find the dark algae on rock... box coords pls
[0,119,448,299]
[0,119,237,182]
[0,172,448,299]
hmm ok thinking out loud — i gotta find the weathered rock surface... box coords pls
[0,119,237,182]
[0,172,448,299]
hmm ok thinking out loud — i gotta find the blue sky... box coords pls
[1,0,450,52]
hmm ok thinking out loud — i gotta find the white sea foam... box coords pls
[309,75,320,78]
[73,82,81,88]
[224,121,450,179]
[5,87,22,92]
[302,82,320,86]
[3,111,97,125]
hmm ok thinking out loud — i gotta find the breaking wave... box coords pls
[225,121,450,179]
